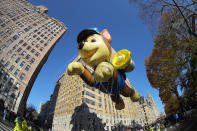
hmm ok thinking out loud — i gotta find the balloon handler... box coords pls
[67,28,140,110]
[14,117,22,131]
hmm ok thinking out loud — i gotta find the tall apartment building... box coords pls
[139,94,161,125]
[0,0,67,114]
[147,93,161,119]
[52,49,143,131]
[39,81,60,129]
[38,101,44,114]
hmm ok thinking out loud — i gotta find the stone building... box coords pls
[139,94,161,125]
[147,93,161,119]
[38,101,44,114]
[52,49,143,131]
[0,0,67,114]
[39,81,61,129]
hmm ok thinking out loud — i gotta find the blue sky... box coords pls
[27,0,164,112]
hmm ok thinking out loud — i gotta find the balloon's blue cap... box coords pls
[77,27,101,43]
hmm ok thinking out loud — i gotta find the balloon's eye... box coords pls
[91,38,96,42]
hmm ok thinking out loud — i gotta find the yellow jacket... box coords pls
[14,118,22,131]
[22,120,28,131]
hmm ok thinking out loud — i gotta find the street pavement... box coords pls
[161,114,197,131]
[0,120,14,131]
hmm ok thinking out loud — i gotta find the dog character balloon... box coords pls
[67,28,140,110]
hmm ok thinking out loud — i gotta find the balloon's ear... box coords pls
[101,29,112,43]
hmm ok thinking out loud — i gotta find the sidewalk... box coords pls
[161,113,197,131]
[0,117,15,128]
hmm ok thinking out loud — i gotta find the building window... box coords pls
[22,43,27,47]
[33,34,37,38]
[7,40,13,45]
[37,37,40,41]
[7,50,12,56]
[9,65,15,71]
[17,48,22,52]
[85,98,95,106]
[31,49,35,53]
[5,61,10,67]
[11,54,16,59]
[13,35,18,40]
[40,40,44,44]
[85,91,95,98]
[15,57,20,63]
[21,51,26,56]
[1,23,6,28]
[99,97,102,102]
[99,103,102,108]
[7,29,13,35]
[99,111,103,116]
[89,108,96,113]
[13,45,18,50]
[28,38,32,43]
[20,73,25,80]
[1,45,7,51]
[40,47,43,51]
[10,93,15,99]
[12,18,16,21]
[25,65,30,71]
[86,85,95,91]
[3,73,9,81]
[25,55,30,60]
[16,83,20,88]
[1,57,6,63]
[0,83,3,89]
[8,78,14,85]
[24,28,29,32]
[18,31,23,36]
[28,25,32,30]
[26,46,31,50]
[20,61,25,67]
[19,40,23,44]
[35,44,39,48]
[35,52,40,57]
[14,69,20,76]
[34,29,37,32]
[30,58,35,64]
[31,41,35,46]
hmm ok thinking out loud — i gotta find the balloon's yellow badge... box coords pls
[112,49,131,69]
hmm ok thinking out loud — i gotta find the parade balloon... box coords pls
[67,28,140,110]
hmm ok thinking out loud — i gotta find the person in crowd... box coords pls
[27,121,32,131]
[22,119,28,131]
[3,107,7,121]
[175,113,179,123]
[149,124,155,131]
[139,127,144,131]
[7,110,10,121]
[14,116,22,131]
[155,123,160,131]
